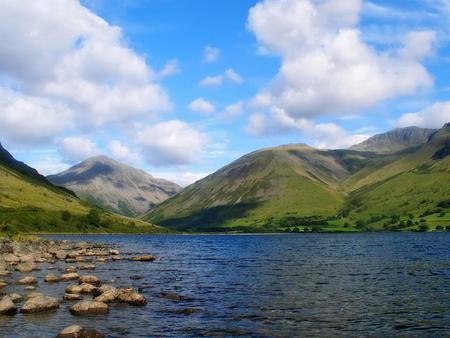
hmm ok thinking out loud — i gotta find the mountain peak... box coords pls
[48,157,181,217]
[350,126,436,153]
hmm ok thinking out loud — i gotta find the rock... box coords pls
[64,293,82,301]
[55,250,68,260]
[0,269,10,276]
[130,255,156,262]
[116,288,147,306]
[66,285,83,294]
[130,275,143,280]
[9,293,23,303]
[69,301,108,316]
[17,276,38,285]
[0,296,17,315]
[20,295,59,313]
[77,263,95,271]
[24,286,36,291]
[79,275,100,286]
[56,325,105,338]
[15,262,35,273]
[172,308,198,315]
[160,292,187,301]
[26,292,43,299]
[44,274,60,283]
[0,281,7,289]
[111,256,122,261]
[79,283,96,294]
[109,249,120,255]
[96,257,107,263]
[3,253,20,264]
[93,290,117,303]
[65,267,77,273]
[61,273,79,281]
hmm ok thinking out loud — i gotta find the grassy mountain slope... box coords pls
[0,144,165,234]
[144,125,450,233]
[48,156,181,217]
[145,144,353,231]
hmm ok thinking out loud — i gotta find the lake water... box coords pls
[1,233,449,337]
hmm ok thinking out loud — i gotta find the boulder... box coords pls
[55,250,68,260]
[20,295,59,313]
[79,283,96,294]
[17,276,38,285]
[109,249,120,255]
[56,325,105,338]
[0,281,7,289]
[79,275,100,286]
[66,285,83,294]
[44,274,60,283]
[69,301,108,316]
[24,286,36,291]
[0,296,17,315]
[61,273,79,281]
[77,263,95,271]
[129,255,156,262]
[63,293,82,301]
[9,293,23,303]
[116,288,147,306]
[15,262,35,273]
[65,267,77,273]
[3,254,20,264]
[94,290,117,303]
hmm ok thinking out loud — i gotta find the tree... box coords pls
[86,209,101,227]
[61,210,71,221]
[435,225,443,231]
[418,223,429,232]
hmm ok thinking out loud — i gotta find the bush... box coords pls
[86,209,101,227]
[61,210,71,221]
[435,225,443,231]
[355,220,366,228]
[418,223,429,232]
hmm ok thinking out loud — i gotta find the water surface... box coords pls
[1,233,449,337]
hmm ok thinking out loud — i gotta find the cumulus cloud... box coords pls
[188,98,216,114]
[203,46,220,63]
[224,68,243,84]
[151,171,209,187]
[224,101,244,119]
[108,140,140,163]
[396,101,450,128]
[157,59,180,78]
[246,108,368,149]
[199,68,243,87]
[247,0,435,120]
[0,0,171,144]
[135,120,208,166]
[199,75,223,87]
[58,137,101,164]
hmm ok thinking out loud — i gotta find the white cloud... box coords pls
[58,136,101,164]
[0,0,171,144]
[188,97,216,114]
[247,0,435,120]
[396,101,450,128]
[158,59,180,78]
[203,46,220,63]
[152,171,209,187]
[29,157,70,176]
[246,108,369,149]
[199,75,223,87]
[108,140,140,163]
[224,101,244,118]
[0,88,72,145]
[224,68,243,84]
[135,120,208,166]
[199,69,243,87]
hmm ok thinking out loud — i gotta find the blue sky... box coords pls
[0,0,449,185]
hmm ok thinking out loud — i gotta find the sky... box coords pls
[0,0,449,186]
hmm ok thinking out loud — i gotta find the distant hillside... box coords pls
[0,145,165,234]
[144,124,450,233]
[48,156,181,217]
[350,126,436,153]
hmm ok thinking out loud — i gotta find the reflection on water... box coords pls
[1,233,449,337]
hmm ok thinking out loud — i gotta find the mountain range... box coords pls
[0,143,164,234]
[48,156,181,217]
[144,124,450,232]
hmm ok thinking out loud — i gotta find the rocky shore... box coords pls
[0,236,156,338]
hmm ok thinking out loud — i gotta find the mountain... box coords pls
[350,126,436,153]
[0,144,165,234]
[48,156,181,217]
[144,124,450,232]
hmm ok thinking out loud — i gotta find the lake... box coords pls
[1,233,449,337]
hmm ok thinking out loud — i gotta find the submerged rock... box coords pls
[69,301,109,316]
[116,288,147,306]
[78,275,100,286]
[64,293,83,301]
[56,325,105,338]
[45,274,60,283]
[17,276,38,285]
[130,255,156,262]
[0,296,17,315]
[20,295,59,313]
